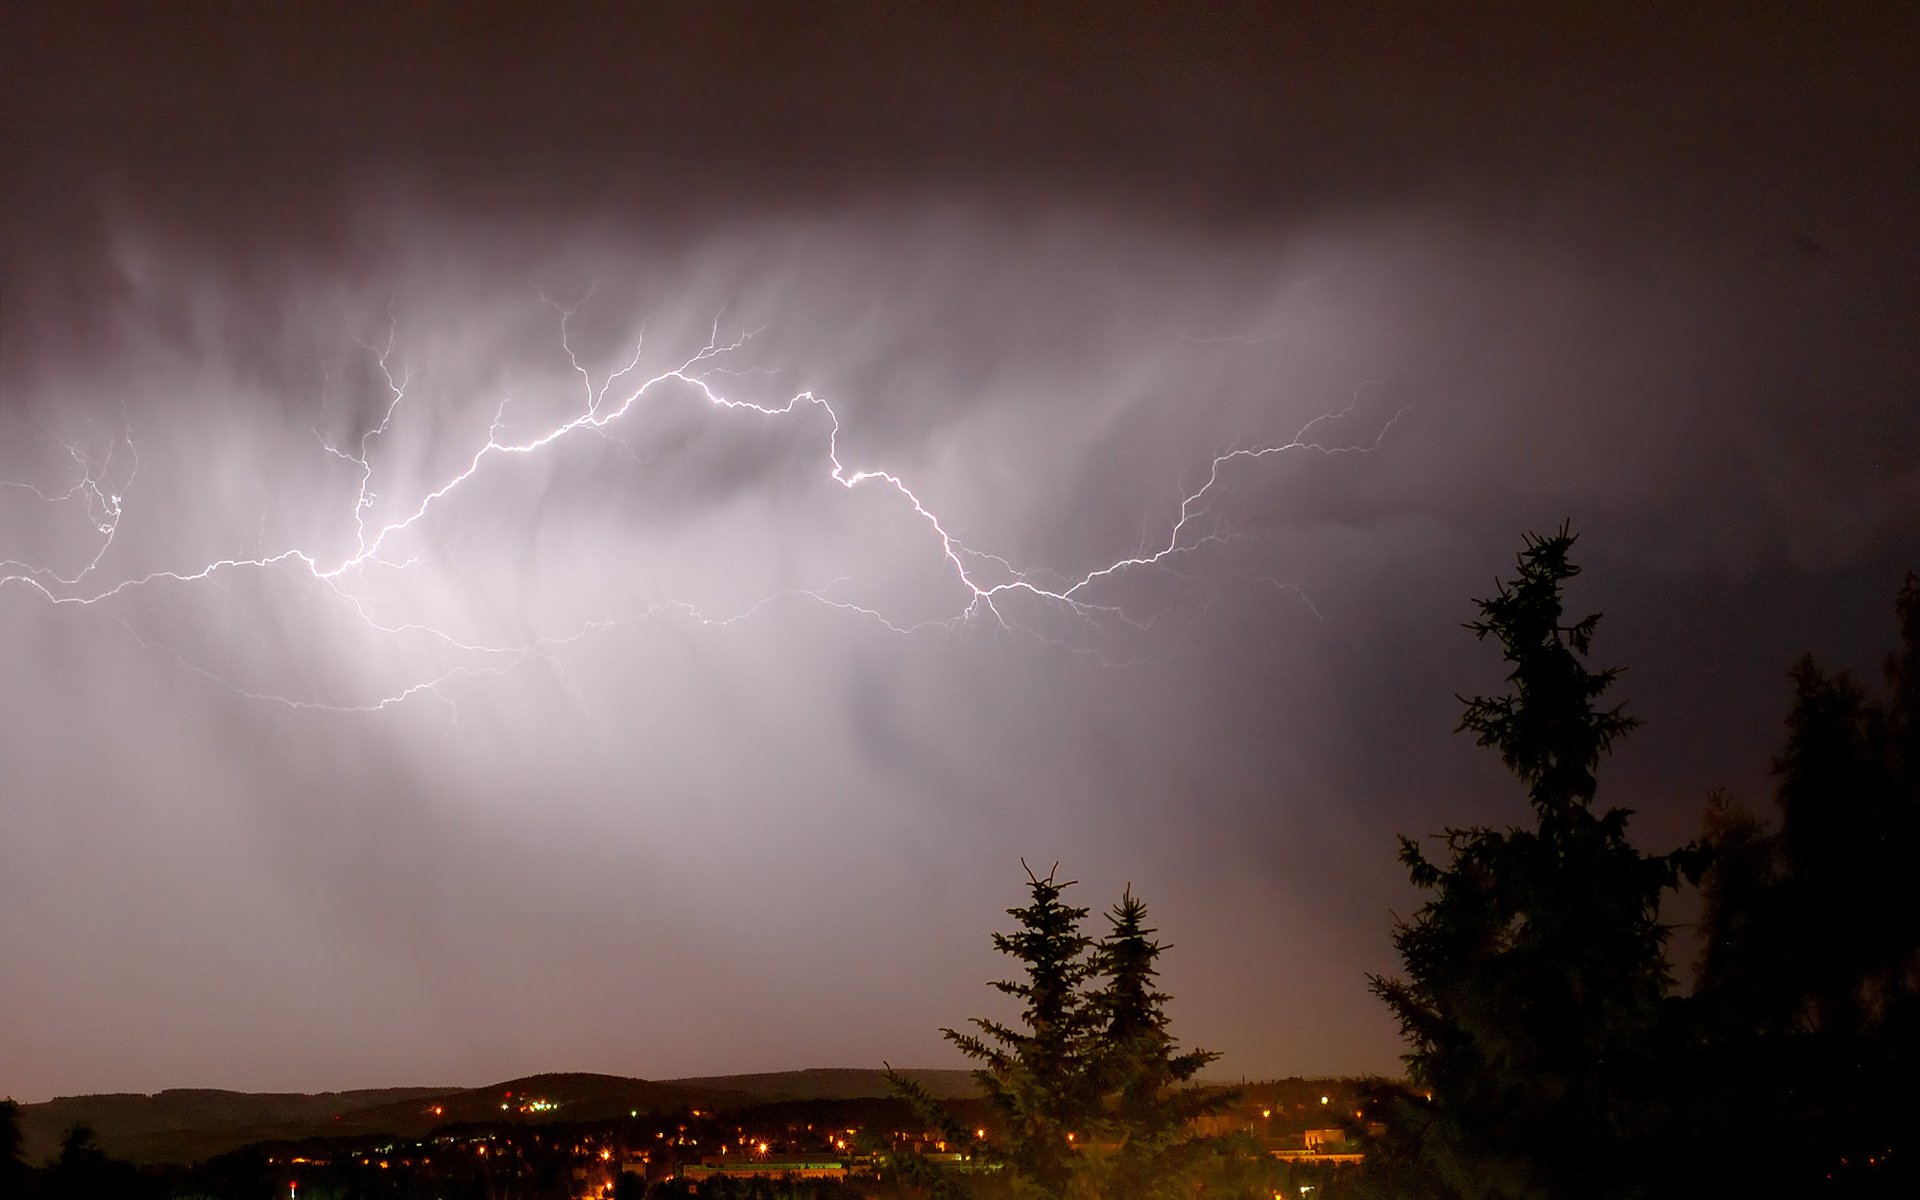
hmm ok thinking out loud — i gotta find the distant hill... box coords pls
[12,1068,977,1166]
[14,1087,452,1166]
[339,1072,756,1133]
[665,1068,977,1102]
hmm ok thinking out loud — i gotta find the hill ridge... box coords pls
[12,1067,977,1165]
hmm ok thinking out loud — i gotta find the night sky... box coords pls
[3,3,1917,1102]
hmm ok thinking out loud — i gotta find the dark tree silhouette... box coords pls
[896,865,1224,1200]
[937,862,1099,1200]
[1691,573,1920,1196]
[1364,526,1697,1200]
[39,1122,158,1200]
[0,1100,33,1200]
[614,1168,647,1200]
[1086,889,1227,1200]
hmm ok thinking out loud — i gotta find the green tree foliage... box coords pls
[1691,573,1920,1196]
[1364,527,1697,1200]
[898,865,1223,1200]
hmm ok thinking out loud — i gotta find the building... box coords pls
[678,1156,849,1182]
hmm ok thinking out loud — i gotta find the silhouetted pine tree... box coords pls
[897,866,1228,1200]
[1364,526,1697,1200]
[1085,889,1227,1200]
[934,862,1100,1200]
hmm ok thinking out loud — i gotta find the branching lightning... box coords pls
[1,302,1404,715]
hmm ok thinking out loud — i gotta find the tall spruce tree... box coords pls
[1086,889,1226,1200]
[1364,526,1695,1200]
[941,863,1100,1200]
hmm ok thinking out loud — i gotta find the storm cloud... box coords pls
[2,3,1916,1100]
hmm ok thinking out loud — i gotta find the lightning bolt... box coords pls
[0,301,1405,715]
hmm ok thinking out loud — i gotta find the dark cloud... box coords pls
[2,2,1917,1100]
